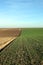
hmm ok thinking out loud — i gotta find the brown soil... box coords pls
[0,28,21,50]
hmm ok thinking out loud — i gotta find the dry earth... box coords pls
[0,28,21,50]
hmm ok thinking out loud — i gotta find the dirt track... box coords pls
[0,28,21,50]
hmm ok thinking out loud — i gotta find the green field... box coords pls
[0,28,43,65]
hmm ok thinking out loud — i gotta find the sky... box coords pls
[0,0,43,28]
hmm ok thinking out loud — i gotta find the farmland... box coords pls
[0,28,43,65]
[0,28,20,50]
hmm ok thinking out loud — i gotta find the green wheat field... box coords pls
[0,28,43,65]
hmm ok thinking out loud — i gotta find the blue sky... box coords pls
[0,0,43,28]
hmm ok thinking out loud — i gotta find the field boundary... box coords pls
[0,37,17,51]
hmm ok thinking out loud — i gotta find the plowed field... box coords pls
[0,28,20,50]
